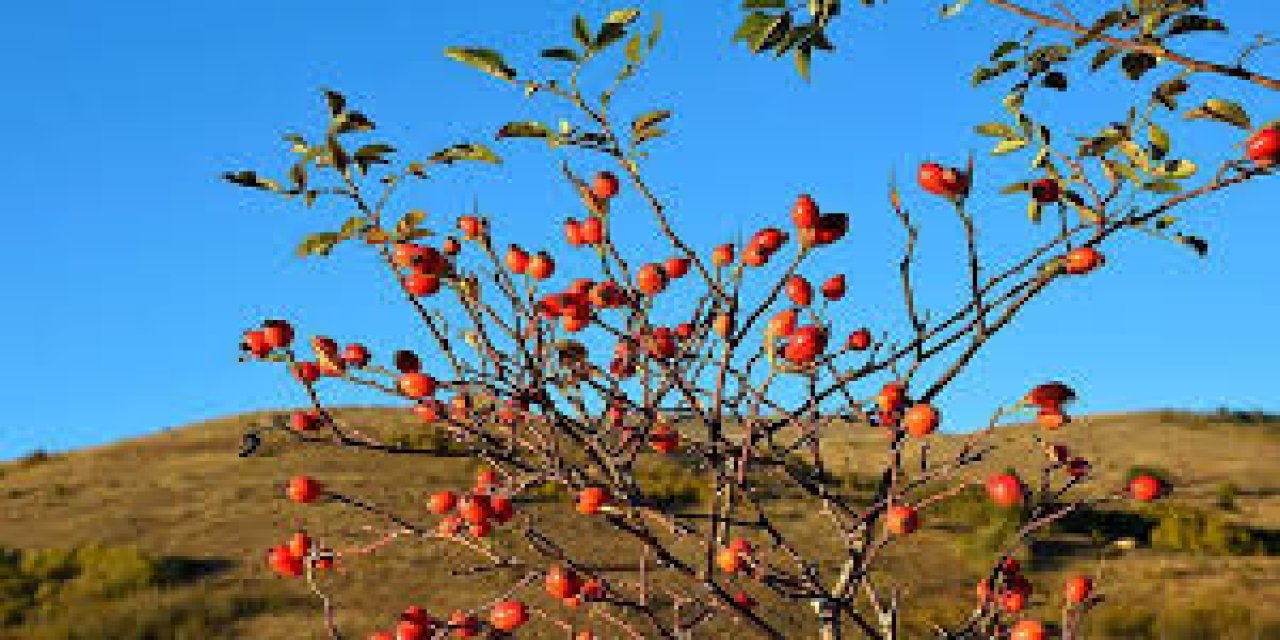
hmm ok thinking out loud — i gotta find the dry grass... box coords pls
[2,408,1280,638]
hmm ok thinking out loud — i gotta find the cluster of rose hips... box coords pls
[241,319,296,359]
[788,193,850,248]
[870,380,940,437]
[917,160,1111,279]
[709,538,762,611]
[266,530,334,578]
[363,601,530,640]
[973,560,1097,640]
[429,468,517,540]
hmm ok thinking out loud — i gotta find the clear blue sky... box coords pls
[0,1,1276,460]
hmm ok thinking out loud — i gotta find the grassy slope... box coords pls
[2,409,1280,639]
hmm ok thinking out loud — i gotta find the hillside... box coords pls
[3,409,1280,639]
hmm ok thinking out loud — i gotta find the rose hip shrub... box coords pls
[226,5,1276,639]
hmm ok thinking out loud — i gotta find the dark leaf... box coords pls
[497,121,554,139]
[541,47,580,62]
[1090,46,1120,71]
[1042,71,1068,90]
[1153,78,1190,110]
[1120,52,1158,80]
[990,40,1020,60]
[752,12,792,53]
[322,89,346,117]
[1075,9,1125,46]
[596,22,628,50]
[1174,233,1209,257]
[1166,14,1226,36]
[222,170,280,192]
[742,0,786,7]
[332,111,376,135]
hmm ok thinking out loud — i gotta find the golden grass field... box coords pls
[3,408,1280,639]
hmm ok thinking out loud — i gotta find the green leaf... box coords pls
[648,13,663,48]
[1118,140,1149,172]
[1141,180,1182,193]
[1149,123,1171,159]
[297,232,344,258]
[444,47,516,81]
[972,60,1017,86]
[573,15,592,51]
[940,0,973,19]
[734,12,772,43]
[339,216,365,238]
[975,122,1017,138]
[497,121,553,140]
[541,48,580,62]
[1166,15,1227,36]
[1184,98,1252,130]
[625,34,644,62]
[752,12,792,53]
[1150,159,1197,180]
[1000,181,1031,195]
[634,126,666,145]
[394,210,426,239]
[605,8,641,26]
[1107,158,1140,184]
[742,0,787,7]
[428,143,501,165]
[632,110,672,135]
[1031,146,1050,169]
[990,40,1020,61]
[992,138,1028,155]
[795,46,812,81]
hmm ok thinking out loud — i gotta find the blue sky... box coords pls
[0,1,1276,460]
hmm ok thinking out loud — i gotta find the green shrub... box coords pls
[1148,505,1263,555]
[0,545,246,632]
[1086,606,1157,638]
[636,460,708,508]
[1215,482,1242,511]
[933,486,1026,560]
[1154,604,1255,640]
[386,427,468,455]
